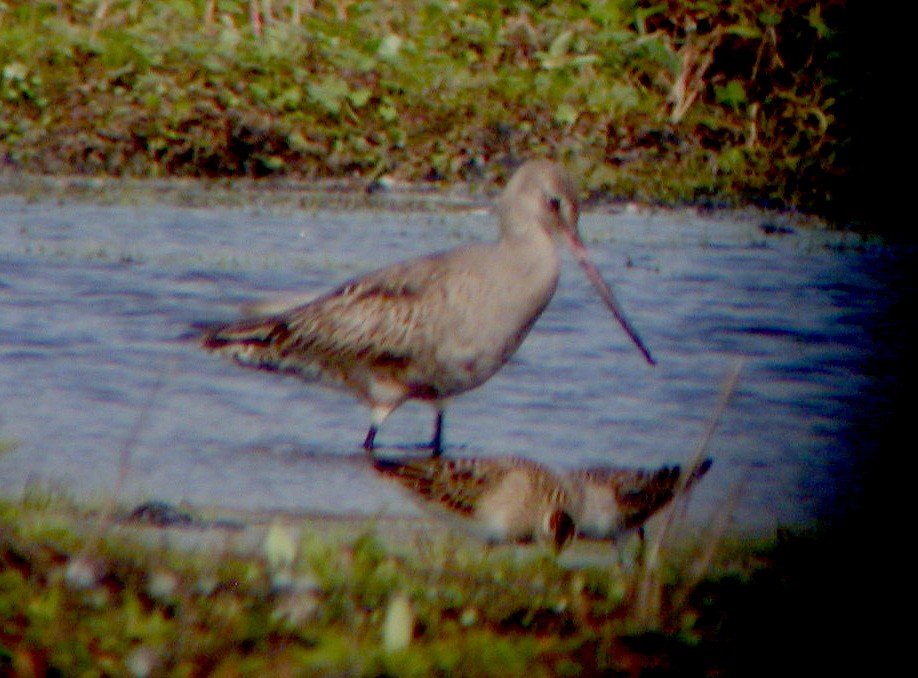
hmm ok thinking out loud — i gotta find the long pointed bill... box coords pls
[562,231,656,366]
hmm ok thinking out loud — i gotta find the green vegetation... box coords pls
[0,5,893,672]
[0,1,860,224]
[0,495,876,676]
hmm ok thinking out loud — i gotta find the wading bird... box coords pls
[565,458,713,543]
[201,160,654,455]
[371,455,712,554]
[372,455,577,554]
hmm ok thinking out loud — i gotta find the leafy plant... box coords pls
[0,0,858,225]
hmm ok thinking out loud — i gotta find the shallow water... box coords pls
[0,190,911,536]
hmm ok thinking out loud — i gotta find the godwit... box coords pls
[372,455,576,553]
[565,458,712,542]
[201,160,654,455]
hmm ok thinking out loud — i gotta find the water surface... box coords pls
[0,190,910,536]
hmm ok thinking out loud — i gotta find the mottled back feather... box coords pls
[572,458,712,529]
[372,456,562,516]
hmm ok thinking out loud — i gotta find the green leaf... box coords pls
[347,87,372,108]
[377,33,403,60]
[257,155,287,172]
[548,30,574,59]
[634,3,666,34]
[378,100,398,122]
[758,11,782,27]
[807,6,831,39]
[567,54,600,67]
[273,86,302,111]
[2,62,28,81]
[537,29,596,69]
[589,82,639,114]
[726,24,763,39]
[382,592,414,653]
[554,103,579,126]
[249,82,271,105]
[263,520,298,571]
[715,80,747,108]
[717,146,746,173]
[587,0,627,29]
[307,75,351,114]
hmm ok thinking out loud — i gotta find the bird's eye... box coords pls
[548,197,562,213]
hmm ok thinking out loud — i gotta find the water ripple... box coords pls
[0,196,911,536]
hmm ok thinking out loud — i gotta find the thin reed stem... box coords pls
[633,359,744,627]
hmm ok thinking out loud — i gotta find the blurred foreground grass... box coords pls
[0,490,880,676]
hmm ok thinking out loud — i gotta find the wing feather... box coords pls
[373,457,511,516]
[201,252,456,375]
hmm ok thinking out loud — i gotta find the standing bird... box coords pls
[200,160,654,455]
[372,455,577,554]
[565,458,713,543]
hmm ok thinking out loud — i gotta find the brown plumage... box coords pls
[372,455,576,553]
[565,458,713,540]
[201,160,654,455]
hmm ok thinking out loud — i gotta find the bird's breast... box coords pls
[421,242,560,386]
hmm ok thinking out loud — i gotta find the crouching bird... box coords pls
[371,455,577,554]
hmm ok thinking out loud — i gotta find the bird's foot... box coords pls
[414,439,443,457]
[362,427,378,455]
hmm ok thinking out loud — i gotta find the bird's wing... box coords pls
[573,465,679,529]
[373,456,512,516]
[575,459,712,529]
[285,255,450,364]
[201,253,456,375]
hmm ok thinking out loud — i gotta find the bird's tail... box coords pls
[684,457,713,490]
[371,456,435,484]
[200,316,291,351]
[612,458,712,530]
[197,315,316,378]
[651,457,712,497]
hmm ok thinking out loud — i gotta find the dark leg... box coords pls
[634,526,647,567]
[363,426,378,453]
[429,410,444,457]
